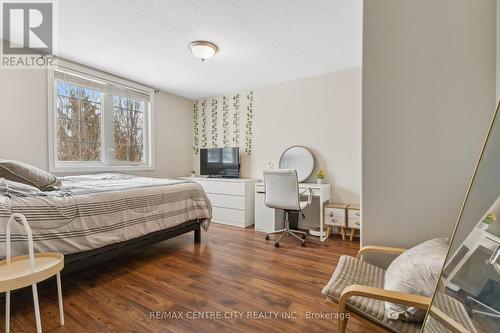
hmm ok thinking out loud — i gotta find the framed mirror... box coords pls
[422,104,500,333]
[279,146,315,182]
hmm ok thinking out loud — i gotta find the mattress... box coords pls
[0,173,212,256]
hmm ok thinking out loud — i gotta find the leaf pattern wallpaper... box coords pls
[222,96,229,147]
[192,91,254,155]
[210,98,218,147]
[200,99,207,148]
[245,91,254,154]
[232,94,240,147]
[192,101,199,154]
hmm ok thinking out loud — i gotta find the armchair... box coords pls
[323,246,477,333]
[324,245,428,333]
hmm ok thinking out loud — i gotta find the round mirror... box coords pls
[279,146,315,182]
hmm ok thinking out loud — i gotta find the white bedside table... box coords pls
[1,214,64,333]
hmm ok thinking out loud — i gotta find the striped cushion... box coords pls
[0,160,61,191]
[423,293,477,333]
[322,255,421,333]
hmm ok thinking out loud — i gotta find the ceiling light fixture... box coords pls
[188,40,218,61]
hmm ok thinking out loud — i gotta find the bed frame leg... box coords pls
[194,224,201,243]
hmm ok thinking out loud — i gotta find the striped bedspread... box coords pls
[0,173,212,256]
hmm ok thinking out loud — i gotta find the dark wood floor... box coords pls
[2,224,373,333]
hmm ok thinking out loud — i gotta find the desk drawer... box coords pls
[207,193,245,210]
[348,218,361,229]
[196,181,246,196]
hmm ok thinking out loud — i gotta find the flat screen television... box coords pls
[200,147,240,178]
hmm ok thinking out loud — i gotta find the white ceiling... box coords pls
[56,0,362,99]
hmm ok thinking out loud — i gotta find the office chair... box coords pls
[263,169,312,247]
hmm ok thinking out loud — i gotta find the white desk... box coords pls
[255,182,331,241]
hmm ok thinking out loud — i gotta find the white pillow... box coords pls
[384,238,448,322]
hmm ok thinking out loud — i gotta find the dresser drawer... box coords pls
[196,181,246,196]
[206,193,245,210]
[348,218,361,229]
[348,209,361,219]
[325,207,346,226]
[212,207,246,225]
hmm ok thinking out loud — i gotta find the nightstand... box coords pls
[1,214,64,333]
[347,204,361,241]
[324,202,348,240]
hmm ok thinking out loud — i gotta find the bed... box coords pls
[0,173,212,273]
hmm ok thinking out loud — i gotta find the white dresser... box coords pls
[180,177,259,228]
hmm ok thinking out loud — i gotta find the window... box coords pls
[112,95,145,163]
[56,82,102,162]
[49,62,154,172]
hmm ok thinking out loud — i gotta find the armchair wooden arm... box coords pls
[336,284,431,333]
[356,245,407,259]
[339,284,432,310]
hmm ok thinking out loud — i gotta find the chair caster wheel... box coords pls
[274,242,279,248]
[301,234,307,239]
[301,242,306,247]
[265,235,270,240]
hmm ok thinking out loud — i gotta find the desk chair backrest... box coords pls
[263,169,300,211]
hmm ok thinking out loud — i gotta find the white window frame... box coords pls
[47,60,155,173]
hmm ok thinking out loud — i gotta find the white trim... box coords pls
[47,62,155,173]
[147,93,156,170]
[48,164,154,173]
[48,67,56,172]
[56,59,153,94]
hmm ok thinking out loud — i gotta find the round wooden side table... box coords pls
[0,213,64,333]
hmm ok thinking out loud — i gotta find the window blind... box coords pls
[54,68,151,102]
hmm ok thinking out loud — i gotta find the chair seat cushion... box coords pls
[423,293,477,333]
[322,255,421,333]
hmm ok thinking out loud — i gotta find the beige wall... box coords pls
[152,89,194,178]
[249,69,361,204]
[497,0,500,101]
[0,69,193,179]
[0,69,48,169]
[362,0,497,266]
